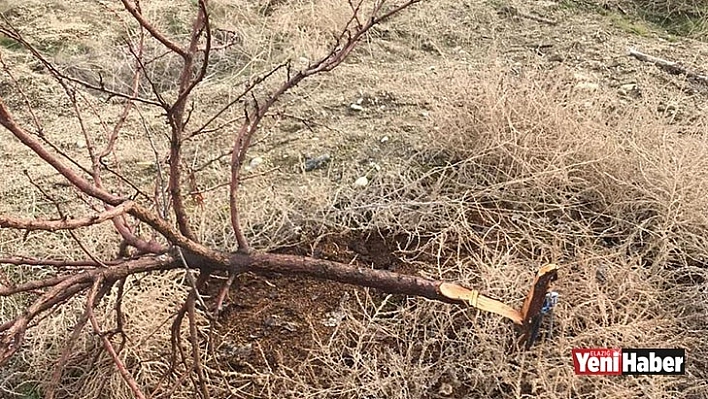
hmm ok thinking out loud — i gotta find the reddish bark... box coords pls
[0,1,558,397]
[0,201,134,231]
[230,252,450,302]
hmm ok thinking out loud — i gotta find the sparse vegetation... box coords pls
[1,0,707,398]
[569,0,708,39]
[632,0,708,37]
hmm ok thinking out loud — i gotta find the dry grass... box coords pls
[1,0,708,398]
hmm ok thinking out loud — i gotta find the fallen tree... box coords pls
[0,1,557,397]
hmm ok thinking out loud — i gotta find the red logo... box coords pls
[572,348,622,375]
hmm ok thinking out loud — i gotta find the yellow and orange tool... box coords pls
[438,264,560,348]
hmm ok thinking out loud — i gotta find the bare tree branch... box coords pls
[119,0,188,58]
[0,274,74,296]
[227,0,422,253]
[0,201,135,231]
[0,256,175,365]
[86,277,147,399]
[0,99,124,205]
[47,310,89,399]
[99,29,146,160]
[0,22,163,107]
[0,1,560,395]
[629,48,708,84]
[165,0,212,241]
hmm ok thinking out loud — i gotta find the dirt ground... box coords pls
[1,0,708,398]
[211,233,407,371]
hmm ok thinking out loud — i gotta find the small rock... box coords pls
[264,314,282,328]
[658,102,678,113]
[135,161,155,170]
[234,343,253,358]
[322,310,347,327]
[420,111,430,118]
[380,136,389,143]
[349,103,364,111]
[439,383,453,396]
[304,154,331,171]
[248,156,263,170]
[421,40,437,53]
[619,83,640,97]
[282,321,299,332]
[75,140,86,149]
[574,82,599,91]
[264,314,299,332]
[353,176,369,187]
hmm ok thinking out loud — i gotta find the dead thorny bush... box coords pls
[251,66,708,398]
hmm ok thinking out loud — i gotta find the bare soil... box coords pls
[211,233,406,372]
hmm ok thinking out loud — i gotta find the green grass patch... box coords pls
[639,9,708,39]
[610,13,654,36]
[0,34,22,50]
[15,383,42,399]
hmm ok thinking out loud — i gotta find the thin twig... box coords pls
[119,0,187,58]
[0,21,162,106]
[164,0,212,241]
[498,5,558,25]
[0,201,135,231]
[99,28,145,160]
[46,308,90,399]
[213,273,236,313]
[187,286,211,399]
[227,0,422,253]
[86,277,148,399]
[23,170,108,267]
[629,48,708,84]
[0,52,44,134]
